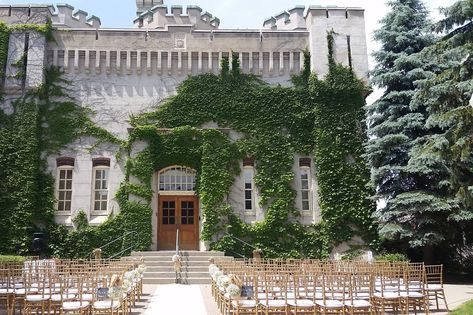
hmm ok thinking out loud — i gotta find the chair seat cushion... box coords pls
[287,299,314,307]
[62,301,90,310]
[232,300,257,308]
[400,291,423,298]
[315,299,343,308]
[81,293,94,301]
[50,294,76,302]
[259,299,287,307]
[93,300,121,309]
[26,295,49,302]
[374,292,400,299]
[345,299,371,308]
[14,289,26,295]
[426,284,442,290]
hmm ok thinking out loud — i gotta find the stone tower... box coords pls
[136,0,164,16]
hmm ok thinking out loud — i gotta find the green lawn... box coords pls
[450,300,473,314]
[0,255,28,262]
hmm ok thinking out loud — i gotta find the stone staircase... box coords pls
[130,251,232,285]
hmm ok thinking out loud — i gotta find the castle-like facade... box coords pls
[0,0,368,251]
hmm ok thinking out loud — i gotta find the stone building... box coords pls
[0,0,369,251]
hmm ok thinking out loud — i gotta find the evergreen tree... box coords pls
[410,0,473,258]
[365,0,439,258]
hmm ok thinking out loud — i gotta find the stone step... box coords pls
[140,257,231,263]
[145,271,209,278]
[146,265,209,272]
[127,250,230,285]
[143,277,211,285]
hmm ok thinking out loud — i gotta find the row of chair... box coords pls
[210,259,448,315]
[0,258,145,315]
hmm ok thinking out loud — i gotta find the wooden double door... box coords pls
[158,195,199,250]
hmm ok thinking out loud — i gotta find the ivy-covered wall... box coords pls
[0,20,376,258]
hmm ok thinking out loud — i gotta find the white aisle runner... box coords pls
[144,284,208,315]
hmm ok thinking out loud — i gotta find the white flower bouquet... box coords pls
[209,264,219,277]
[137,264,146,275]
[217,275,230,289]
[212,270,223,281]
[226,284,241,298]
[122,279,131,292]
[108,286,124,300]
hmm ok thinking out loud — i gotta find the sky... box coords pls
[0,0,458,103]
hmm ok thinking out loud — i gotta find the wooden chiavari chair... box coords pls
[315,273,346,315]
[400,263,428,315]
[424,264,448,311]
[258,271,288,315]
[372,264,403,315]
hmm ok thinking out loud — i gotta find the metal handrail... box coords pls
[175,228,180,284]
[176,228,179,255]
[225,233,258,250]
[90,231,139,260]
[224,233,260,259]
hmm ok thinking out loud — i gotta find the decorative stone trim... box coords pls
[56,156,75,167]
[92,157,111,167]
[299,157,311,168]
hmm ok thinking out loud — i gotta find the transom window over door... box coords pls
[158,166,196,192]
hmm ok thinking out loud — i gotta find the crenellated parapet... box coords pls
[0,4,54,24]
[134,4,219,30]
[0,4,101,28]
[263,6,306,30]
[52,4,101,29]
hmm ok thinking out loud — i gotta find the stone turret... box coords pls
[134,4,219,30]
[136,0,163,16]
[52,4,101,28]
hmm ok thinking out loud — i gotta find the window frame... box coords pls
[300,166,312,213]
[91,165,110,214]
[55,165,74,214]
[243,166,255,214]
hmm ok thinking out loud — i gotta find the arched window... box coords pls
[158,166,196,192]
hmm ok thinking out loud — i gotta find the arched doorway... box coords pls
[157,166,199,250]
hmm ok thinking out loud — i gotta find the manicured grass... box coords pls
[0,255,28,262]
[450,299,473,314]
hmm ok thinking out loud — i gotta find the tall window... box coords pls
[300,168,311,211]
[299,158,312,212]
[243,158,255,213]
[92,158,110,212]
[57,167,73,212]
[56,157,75,212]
[244,167,254,212]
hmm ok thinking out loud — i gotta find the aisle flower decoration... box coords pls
[108,274,124,300]
[217,274,230,289]
[226,284,241,298]
[209,264,219,277]
[172,254,182,272]
[213,270,223,281]
[137,264,146,276]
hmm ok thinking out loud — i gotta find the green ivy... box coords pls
[124,48,376,258]
[1,24,376,259]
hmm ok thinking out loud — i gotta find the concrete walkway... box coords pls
[134,283,473,315]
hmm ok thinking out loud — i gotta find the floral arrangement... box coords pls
[138,264,146,275]
[212,270,223,281]
[209,264,219,277]
[226,284,241,298]
[172,255,182,272]
[108,274,124,300]
[217,275,230,289]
